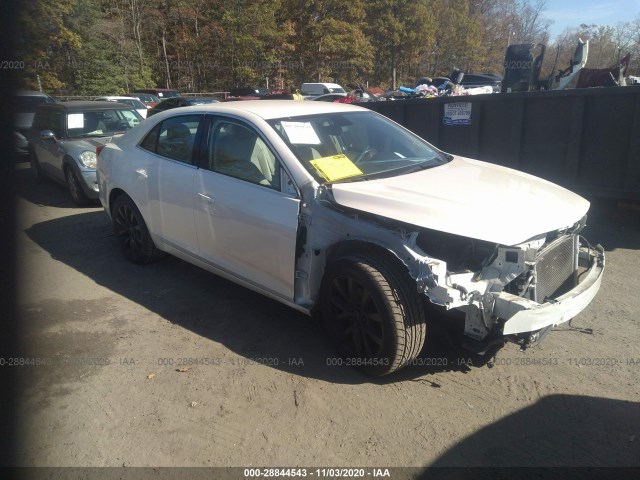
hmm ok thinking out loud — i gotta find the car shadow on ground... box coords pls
[24,209,483,385]
[14,163,101,209]
[19,161,640,384]
[417,394,639,476]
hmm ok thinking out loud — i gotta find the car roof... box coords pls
[95,96,138,100]
[156,100,364,120]
[313,93,348,99]
[302,82,343,88]
[15,90,54,97]
[37,101,135,111]
[133,89,179,93]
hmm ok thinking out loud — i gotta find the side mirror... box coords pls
[40,130,56,140]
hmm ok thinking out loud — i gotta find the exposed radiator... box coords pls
[533,234,578,303]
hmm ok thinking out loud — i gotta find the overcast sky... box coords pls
[544,0,640,38]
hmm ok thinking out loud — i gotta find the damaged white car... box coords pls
[97,101,605,376]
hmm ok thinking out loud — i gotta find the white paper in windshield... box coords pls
[281,121,321,145]
[67,113,84,129]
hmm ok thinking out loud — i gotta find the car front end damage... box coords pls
[403,222,605,350]
[298,180,604,355]
[314,155,606,353]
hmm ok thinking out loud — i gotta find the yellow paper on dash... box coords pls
[310,154,363,181]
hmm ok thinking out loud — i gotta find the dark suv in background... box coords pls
[13,90,57,157]
[132,88,181,99]
[226,87,270,100]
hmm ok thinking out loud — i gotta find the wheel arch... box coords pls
[325,239,410,276]
[108,188,128,216]
[317,239,416,304]
[62,155,79,174]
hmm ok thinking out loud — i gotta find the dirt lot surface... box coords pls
[8,162,640,472]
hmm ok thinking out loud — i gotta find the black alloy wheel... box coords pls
[112,195,162,264]
[321,254,427,376]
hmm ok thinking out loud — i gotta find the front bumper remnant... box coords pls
[496,244,605,335]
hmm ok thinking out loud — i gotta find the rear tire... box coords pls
[112,195,163,265]
[320,253,427,376]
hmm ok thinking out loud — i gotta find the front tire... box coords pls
[65,167,90,206]
[320,254,427,376]
[112,195,163,265]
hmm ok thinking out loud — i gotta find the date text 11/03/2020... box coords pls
[244,468,391,478]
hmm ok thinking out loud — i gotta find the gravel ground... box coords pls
[7,162,640,474]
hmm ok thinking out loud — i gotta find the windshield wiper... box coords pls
[72,132,112,138]
[331,161,438,184]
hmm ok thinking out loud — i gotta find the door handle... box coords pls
[197,192,214,203]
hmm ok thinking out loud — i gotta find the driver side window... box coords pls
[140,115,201,164]
[206,121,281,190]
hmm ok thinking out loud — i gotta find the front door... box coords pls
[193,118,300,300]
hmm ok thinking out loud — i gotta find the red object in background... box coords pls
[335,95,357,103]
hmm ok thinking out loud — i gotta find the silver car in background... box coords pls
[28,101,142,205]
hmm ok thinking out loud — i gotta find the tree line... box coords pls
[16,0,640,95]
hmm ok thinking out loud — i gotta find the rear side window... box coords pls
[139,115,202,164]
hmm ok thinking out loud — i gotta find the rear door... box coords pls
[139,114,205,256]
[192,116,300,300]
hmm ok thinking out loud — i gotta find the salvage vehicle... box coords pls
[97,101,605,375]
[502,39,590,92]
[28,101,143,205]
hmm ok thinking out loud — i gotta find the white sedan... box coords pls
[94,96,149,119]
[97,101,605,376]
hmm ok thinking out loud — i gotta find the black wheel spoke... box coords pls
[333,278,350,304]
[116,205,142,254]
[351,324,363,355]
[363,322,383,347]
[112,196,161,265]
[329,272,385,359]
[360,287,373,310]
[329,294,351,317]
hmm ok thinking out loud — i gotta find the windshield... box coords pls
[157,90,180,98]
[268,111,448,184]
[133,93,160,103]
[113,98,146,109]
[188,98,219,105]
[66,109,142,137]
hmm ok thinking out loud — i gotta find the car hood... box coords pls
[63,136,119,154]
[330,156,590,246]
